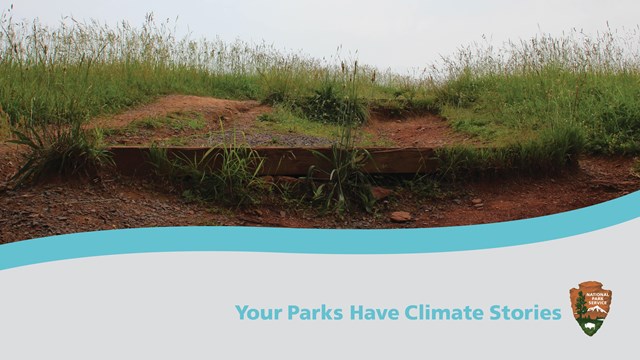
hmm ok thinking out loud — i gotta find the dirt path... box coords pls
[91,95,268,130]
[93,95,473,148]
[365,113,479,147]
[94,95,336,147]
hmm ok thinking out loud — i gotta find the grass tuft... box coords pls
[9,123,113,185]
[301,82,368,125]
[148,129,265,206]
[305,63,376,214]
[307,126,375,214]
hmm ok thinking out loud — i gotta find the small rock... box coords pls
[279,210,286,218]
[474,204,484,209]
[371,186,393,201]
[254,209,264,217]
[453,199,462,205]
[390,211,412,223]
[471,198,483,205]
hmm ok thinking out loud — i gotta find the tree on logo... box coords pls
[575,291,588,319]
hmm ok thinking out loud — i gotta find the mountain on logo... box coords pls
[587,305,608,314]
[569,281,613,337]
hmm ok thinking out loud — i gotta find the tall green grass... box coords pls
[436,121,584,180]
[306,62,376,214]
[433,27,640,155]
[0,10,419,128]
[3,8,639,185]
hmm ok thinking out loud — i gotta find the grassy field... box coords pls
[3,12,639,147]
[435,29,640,155]
[0,12,423,129]
[2,11,639,209]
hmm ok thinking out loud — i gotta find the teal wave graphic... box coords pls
[0,191,638,270]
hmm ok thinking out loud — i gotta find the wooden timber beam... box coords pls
[109,146,439,177]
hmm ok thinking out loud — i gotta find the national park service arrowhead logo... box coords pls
[569,281,612,336]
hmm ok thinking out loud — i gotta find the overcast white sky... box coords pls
[7,0,640,73]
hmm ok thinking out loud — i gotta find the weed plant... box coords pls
[148,128,264,206]
[306,62,375,214]
[308,126,375,214]
[301,81,368,124]
[9,122,113,185]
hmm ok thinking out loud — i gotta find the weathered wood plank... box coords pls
[109,146,439,176]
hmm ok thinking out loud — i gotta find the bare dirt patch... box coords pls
[413,156,639,228]
[94,95,469,148]
[91,95,266,130]
[365,112,480,147]
[95,95,333,147]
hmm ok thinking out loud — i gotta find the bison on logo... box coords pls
[569,281,612,336]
